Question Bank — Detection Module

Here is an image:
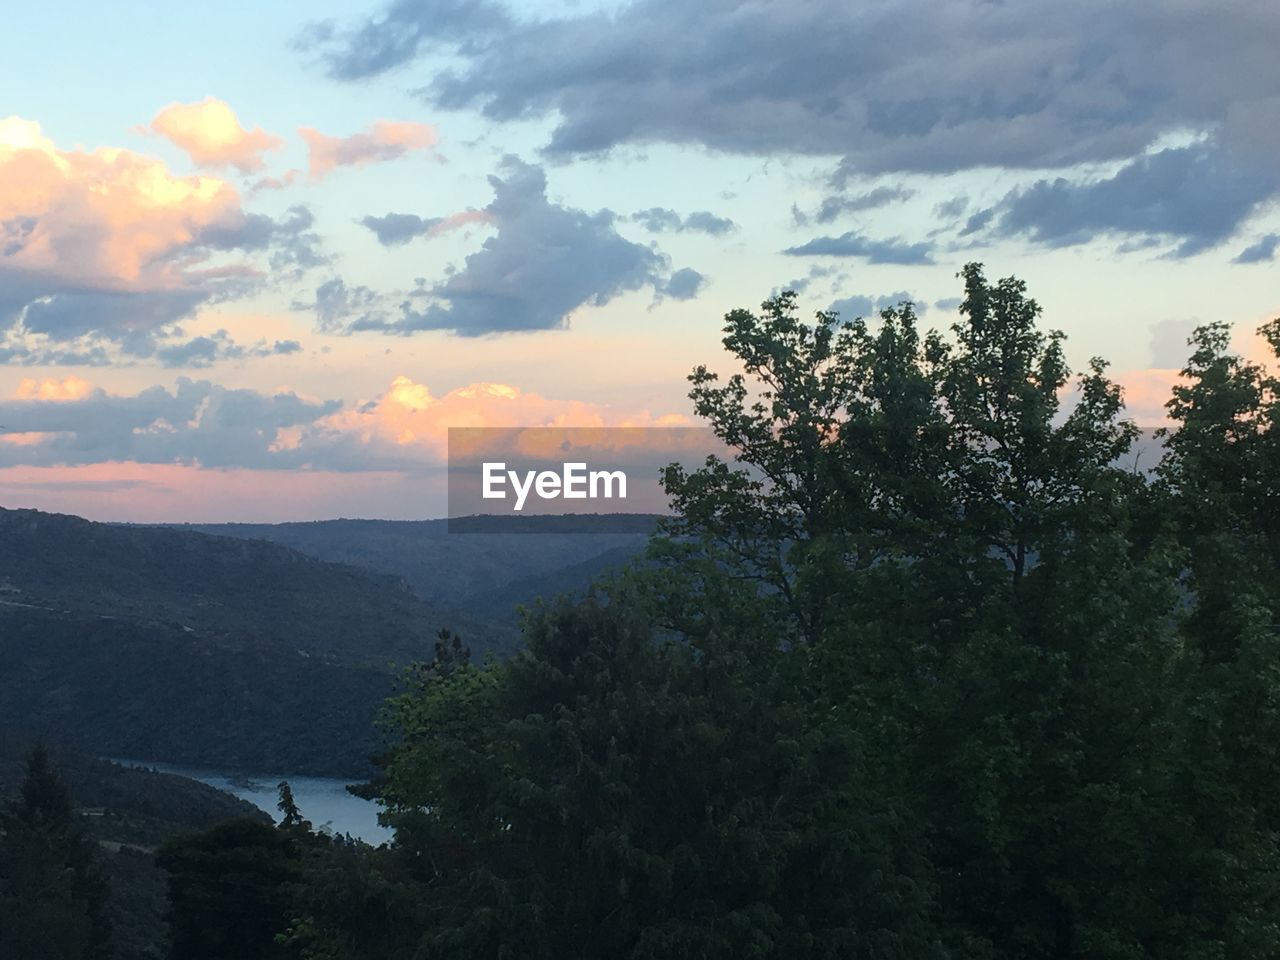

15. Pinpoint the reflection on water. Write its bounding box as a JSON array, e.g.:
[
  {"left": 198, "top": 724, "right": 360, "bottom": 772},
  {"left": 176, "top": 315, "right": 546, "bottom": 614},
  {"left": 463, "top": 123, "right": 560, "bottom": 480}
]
[{"left": 114, "top": 759, "right": 391, "bottom": 844}]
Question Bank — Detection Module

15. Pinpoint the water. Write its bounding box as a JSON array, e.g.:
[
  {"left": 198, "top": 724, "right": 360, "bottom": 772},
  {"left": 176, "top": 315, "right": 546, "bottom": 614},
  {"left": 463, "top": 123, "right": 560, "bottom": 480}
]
[{"left": 114, "top": 760, "right": 391, "bottom": 844}]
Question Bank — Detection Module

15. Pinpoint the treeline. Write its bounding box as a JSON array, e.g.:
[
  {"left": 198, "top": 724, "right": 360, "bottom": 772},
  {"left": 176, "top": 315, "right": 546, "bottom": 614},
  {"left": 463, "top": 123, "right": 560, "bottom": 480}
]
[{"left": 17, "top": 263, "right": 1280, "bottom": 958}]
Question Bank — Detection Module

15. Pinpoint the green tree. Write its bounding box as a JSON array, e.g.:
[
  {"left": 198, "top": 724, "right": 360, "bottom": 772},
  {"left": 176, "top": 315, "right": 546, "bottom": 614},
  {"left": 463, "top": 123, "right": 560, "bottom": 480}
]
[
  {"left": 0, "top": 745, "right": 112, "bottom": 960},
  {"left": 366, "top": 598, "right": 942, "bottom": 959},
  {"left": 156, "top": 818, "right": 301, "bottom": 960}
]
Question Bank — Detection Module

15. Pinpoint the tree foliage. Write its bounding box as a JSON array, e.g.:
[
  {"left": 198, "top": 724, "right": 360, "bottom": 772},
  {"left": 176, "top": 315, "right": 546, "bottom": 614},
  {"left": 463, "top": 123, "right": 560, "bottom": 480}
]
[
  {"left": 0, "top": 745, "right": 112, "bottom": 960},
  {"left": 156, "top": 263, "right": 1280, "bottom": 959}
]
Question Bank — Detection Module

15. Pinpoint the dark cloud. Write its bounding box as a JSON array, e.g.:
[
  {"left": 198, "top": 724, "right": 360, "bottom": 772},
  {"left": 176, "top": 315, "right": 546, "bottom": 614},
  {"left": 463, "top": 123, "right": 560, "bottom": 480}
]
[
  {"left": 345, "top": 157, "right": 670, "bottom": 336},
  {"left": 933, "top": 296, "right": 963, "bottom": 312},
  {"left": 829, "top": 295, "right": 873, "bottom": 318},
  {"left": 295, "top": 278, "right": 387, "bottom": 333},
  {"left": 1233, "top": 233, "right": 1279, "bottom": 264},
  {"left": 662, "top": 267, "right": 706, "bottom": 300},
  {"left": 783, "top": 231, "right": 935, "bottom": 265},
  {"left": 631, "top": 208, "right": 736, "bottom": 236},
  {"left": 19, "top": 290, "right": 209, "bottom": 343},
  {"left": 299, "top": 0, "right": 512, "bottom": 81},
  {"left": 305, "top": 1, "right": 1280, "bottom": 254},
  {"left": 360, "top": 212, "right": 441, "bottom": 245},
  {"left": 958, "top": 208, "right": 995, "bottom": 237},
  {"left": 153, "top": 332, "right": 307, "bottom": 369},
  {"left": 305, "top": 1, "right": 1280, "bottom": 178},
  {"left": 984, "top": 144, "right": 1278, "bottom": 257},
  {"left": 0, "top": 379, "right": 339, "bottom": 470},
  {"left": 0, "top": 318, "right": 305, "bottom": 369},
  {"left": 933, "top": 196, "right": 969, "bottom": 220},
  {"left": 829, "top": 291, "right": 924, "bottom": 319},
  {"left": 196, "top": 205, "right": 329, "bottom": 279},
  {"left": 794, "top": 186, "right": 915, "bottom": 226}
]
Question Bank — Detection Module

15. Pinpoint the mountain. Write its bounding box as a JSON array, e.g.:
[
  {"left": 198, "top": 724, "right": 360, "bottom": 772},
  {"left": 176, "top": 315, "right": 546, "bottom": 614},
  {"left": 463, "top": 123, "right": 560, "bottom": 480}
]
[
  {"left": 174, "top": 515, "right": 657, "bottom": 618},
  {"left": 0, "top": 507, "right": 519, "bottom": 776}
]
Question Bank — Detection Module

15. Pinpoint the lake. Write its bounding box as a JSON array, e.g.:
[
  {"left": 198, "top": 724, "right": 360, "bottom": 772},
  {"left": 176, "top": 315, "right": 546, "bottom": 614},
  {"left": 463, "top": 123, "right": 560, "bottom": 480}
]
[{"left": 114, "top": 759, "right": 392, "bottom": 844}]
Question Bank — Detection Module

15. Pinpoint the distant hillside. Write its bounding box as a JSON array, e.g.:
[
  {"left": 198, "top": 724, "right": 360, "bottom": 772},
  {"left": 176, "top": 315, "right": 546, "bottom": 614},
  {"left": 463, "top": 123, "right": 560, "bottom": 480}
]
[
  {"left": 0, "top": 507, "right": 523, "bottom": 777},
  {"left": 1, "top": 507, "right": 514, "bottom": 663},
  {"left": 466, "top": 541, "right": 654, "bottom": 617},
  {"left": 175, "top": 515, "right": 658, "bottom": 618}
]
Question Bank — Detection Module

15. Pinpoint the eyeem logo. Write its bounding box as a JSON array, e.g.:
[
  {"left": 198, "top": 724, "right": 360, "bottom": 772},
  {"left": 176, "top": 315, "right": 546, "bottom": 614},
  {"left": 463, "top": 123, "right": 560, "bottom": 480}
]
[{"left": 482, "top": 462, "right": 628, "bottom": 511}]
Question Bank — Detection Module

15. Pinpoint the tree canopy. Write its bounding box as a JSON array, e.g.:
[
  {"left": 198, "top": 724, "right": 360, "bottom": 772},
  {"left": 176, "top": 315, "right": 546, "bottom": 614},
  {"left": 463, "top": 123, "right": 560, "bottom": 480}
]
[{"left": 156, "top": 264, "right": 1280, "bottom": 959}]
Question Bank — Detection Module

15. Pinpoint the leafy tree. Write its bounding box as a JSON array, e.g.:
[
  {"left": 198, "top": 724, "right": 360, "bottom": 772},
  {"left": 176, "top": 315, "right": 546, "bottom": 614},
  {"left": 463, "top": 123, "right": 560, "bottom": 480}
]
[
  {"left": 364, "top": 598, "right": 942, "bottom": 959},
  {"left": 0, "top": 745, "right": 112, "bottom": 960},
  {"left": 222, "top": 264, "right": 1280, "bottom": 960},
  {"left": 156, "top": 818, "right": 301, "bottom": 960}
]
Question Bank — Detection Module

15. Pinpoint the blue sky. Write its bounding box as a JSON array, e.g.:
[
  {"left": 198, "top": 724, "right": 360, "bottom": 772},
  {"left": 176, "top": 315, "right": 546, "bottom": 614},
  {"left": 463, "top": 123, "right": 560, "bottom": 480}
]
[{"left": 0, "top": 0, "right": 1277, "bottom": 520}]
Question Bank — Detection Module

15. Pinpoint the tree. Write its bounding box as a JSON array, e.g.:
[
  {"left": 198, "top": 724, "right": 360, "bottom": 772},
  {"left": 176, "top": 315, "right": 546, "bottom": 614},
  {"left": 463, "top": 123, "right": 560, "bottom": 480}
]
[
  {"left": 157, "top": 818, "right": 301, "bottom": 960},
  {"left": 0, "top": 745, "right": 112, "bottom": 960},
  {"left": 365, "top": 597, "right": 942, "bottom": 959}
]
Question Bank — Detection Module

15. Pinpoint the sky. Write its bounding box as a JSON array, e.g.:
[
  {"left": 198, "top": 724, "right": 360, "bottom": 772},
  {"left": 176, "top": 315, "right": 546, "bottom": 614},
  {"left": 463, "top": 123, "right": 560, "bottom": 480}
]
[{"left": 0, "top": 0, "right": 1277, "bottom": 521}]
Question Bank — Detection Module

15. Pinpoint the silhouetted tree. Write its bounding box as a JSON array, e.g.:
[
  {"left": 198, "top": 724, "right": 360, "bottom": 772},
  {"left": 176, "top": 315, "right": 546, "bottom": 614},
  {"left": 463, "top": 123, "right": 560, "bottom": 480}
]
[{"left": 0, "top": 745, "right": 112, "bottom": 960}]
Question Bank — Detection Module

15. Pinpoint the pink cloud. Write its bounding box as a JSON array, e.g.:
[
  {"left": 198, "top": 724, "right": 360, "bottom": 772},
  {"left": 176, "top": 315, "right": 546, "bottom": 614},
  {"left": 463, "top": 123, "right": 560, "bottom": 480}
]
[
  {"left": 299, "top": 120, "right": 438, "bottom": 181},
  {"left": 0, "top": 116, "right": 241, "bottom": 291},
  {"left": 150, "top": 97, "right": 282, "bottom": 173},
  {"left": 12, "top": 375, "right": 95, "bottom": 401},
  {"left": 426, "top": 209, "right": 495, "bottom": 237},
  {"left": 0, "top": 376, "right": 692, "bottom": 520},
  {"left": 1113, "top": 368, "right": 1181, "bottom": 427},
  {"left": 0, "top": 462, "right": 430, "bottom": 523},
  {"left": 316, "top": 375, "right": 690, "bottom": 462}
]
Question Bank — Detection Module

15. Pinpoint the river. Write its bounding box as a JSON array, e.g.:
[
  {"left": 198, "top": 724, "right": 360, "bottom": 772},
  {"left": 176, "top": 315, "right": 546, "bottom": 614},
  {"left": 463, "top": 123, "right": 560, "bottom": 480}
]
[{"left": 114, "top": 760, "right": 392, "bottom": 844}]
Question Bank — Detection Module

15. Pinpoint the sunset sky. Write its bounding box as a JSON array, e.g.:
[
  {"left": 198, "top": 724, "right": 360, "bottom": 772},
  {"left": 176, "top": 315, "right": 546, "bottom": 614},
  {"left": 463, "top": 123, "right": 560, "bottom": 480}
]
[{"left": 1, "top": 0, "right": 1277, "bottom": 521}]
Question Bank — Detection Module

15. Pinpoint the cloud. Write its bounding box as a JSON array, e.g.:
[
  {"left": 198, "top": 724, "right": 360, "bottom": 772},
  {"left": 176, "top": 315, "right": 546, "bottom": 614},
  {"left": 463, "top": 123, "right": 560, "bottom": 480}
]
[
  {"left": 305, "top": 1, "right": 1280, "bottom": 254},
  {"left": 793, "top": 186, "right": 914, "bottom": 226},
  {"left": 933, "top": 196, "right": 969, "bottom": 221},
  {"left": 662, "top": 267, "right": 705, "bottom": 300},
  {"left": 304, "top": 1, "right": 1280, "bottom": 176},
  {"left": 0, "top": 378, "right": 339, "bottom": 470},
  {"left": 294, "top": 277, "right": 386, "bottom": 333},
  {"left": 12, "top": 376, "right": 94, "bottom": 401},
  {"left": 152, "top": 331, "right": 305, "bottom": 369},
  {"left": 933, "top": 296, "right": 962, "bottom": 312},
  {"left": 0, "top": 117, "right": 238, "bottom": 291},
  {"left": 359, "top": 209, "right": 493, "bottom": 246},
  {"left": 958, "top": 208, "right": 995, "bottom": 237},
  {"left": 0, "top": 374, "right": 687, "bottom": 474},
  {"left": 0, "top": 117, "right": 318, "bottom": 363},
  {"left": 299, "top": 0, "right": 513, "bottom": 81},
  {"left": 314, "top": 375, "right": 690, "bottom": 466},
  {"left": 300, "top": 120, "right": 438, "bottom": 180},
  {"left": 985, "top": 143, "right": 1279, "bottom": 256},
  {"left": 196, "top": 204, "right": 331, "bottom": 280},
  {"left": 828, "top": 291, "right": 924, "bottom": 319},
  {"left": 783, "top": 231, "right": 935, "bottom": 265},
  {"left": 1233, "top": 233, "right": 1279, "bottom": 264},
  {"left": 630, "top": 208, "right": 735, "bottom": 236},
  {"left": 150, "top": 97, "right": 282, "bottom": 173},
  {"left": 338, "top": 157, "right": 671, "bottom": 336}
]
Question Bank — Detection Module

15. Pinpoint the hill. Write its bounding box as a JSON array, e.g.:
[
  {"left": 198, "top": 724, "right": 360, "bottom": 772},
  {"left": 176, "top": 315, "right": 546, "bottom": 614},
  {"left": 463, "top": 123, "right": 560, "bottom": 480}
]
[
  {"left": 0, "top": 507, "right": 520, "bottom": 776},
  {"left": 175, "top": 515, "right": 657, "bottom": 618}
]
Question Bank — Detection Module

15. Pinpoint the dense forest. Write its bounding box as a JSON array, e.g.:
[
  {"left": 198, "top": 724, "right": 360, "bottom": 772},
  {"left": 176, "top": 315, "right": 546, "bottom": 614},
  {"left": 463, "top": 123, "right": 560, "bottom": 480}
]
[{"left": 4, "top": 263, "right": 1280, "bottom": 957}]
